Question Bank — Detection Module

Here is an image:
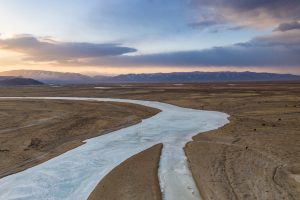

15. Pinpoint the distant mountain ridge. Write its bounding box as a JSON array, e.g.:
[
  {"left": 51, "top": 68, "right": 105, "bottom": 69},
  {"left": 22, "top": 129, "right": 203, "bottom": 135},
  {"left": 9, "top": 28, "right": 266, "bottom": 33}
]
[
  {"left": 0, "top": 70, "right": 299, "bottom": 84},
  {"left": 0, "top": 77, "right": 44, "bottom": 86},
  {"left": 0, "top": 76, "right": 16, "bottom": 81},
  {"left": 0, "top": 70, "right": 101, "bottom": 84},
  {"left": 106, "top": 71, "right": 300, "bottom": 83}
]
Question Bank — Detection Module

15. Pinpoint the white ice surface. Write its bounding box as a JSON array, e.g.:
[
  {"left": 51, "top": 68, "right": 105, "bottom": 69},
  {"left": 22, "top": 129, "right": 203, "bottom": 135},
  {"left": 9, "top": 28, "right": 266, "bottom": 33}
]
[
  {"left": 93, "top": 87, "right": 112, "bottom": 89},
  {"left": 0, "top": 97, "right": 229, "bottom": 200}
]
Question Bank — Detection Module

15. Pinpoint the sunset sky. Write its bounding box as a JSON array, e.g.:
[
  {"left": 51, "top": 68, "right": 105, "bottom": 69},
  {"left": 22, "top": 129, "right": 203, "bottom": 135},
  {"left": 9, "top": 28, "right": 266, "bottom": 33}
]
[{"left": 0, "top": 0, "right": 299, "bottom": 75}]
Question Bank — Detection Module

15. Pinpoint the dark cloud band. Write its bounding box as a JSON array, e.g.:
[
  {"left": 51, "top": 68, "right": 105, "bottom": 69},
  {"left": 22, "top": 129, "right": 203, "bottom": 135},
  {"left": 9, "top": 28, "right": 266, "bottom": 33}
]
[
  {"left": 84, "top": 30, "right": 300, "bottom": 68},
  {"left": 274, "top": 21, "right": 300, "bottom": 32},
  {"left": 0, "top": 36, "right": 137, "bottom": 61},
  {"left": 190, "top": 0, "right": 300, "bottom": 28}
]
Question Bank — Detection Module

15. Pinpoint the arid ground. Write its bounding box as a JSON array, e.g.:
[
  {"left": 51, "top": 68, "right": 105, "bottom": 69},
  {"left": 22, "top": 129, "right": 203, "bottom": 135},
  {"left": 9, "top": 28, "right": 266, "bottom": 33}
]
[
  {"left": 0, "top": 99, "right": 159, "bottom": 178},
  {"left": 0, "top": 82, "right": 299, "bottom": 200}
]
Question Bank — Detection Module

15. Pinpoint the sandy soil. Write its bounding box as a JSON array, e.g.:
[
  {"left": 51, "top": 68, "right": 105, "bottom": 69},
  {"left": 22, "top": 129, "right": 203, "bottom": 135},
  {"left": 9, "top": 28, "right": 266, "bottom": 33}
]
[
  {"left": 181, "top": 85, "right": 300, "bottom": 200},
  {"left": 0, "top": 82, "right": 299, "bottom": 199},
  {"left": 88, "top": 144, "right": 162, "bottom": 200},
  {"left": 0, "top": 100, "right": 159, "bottom": 178}
]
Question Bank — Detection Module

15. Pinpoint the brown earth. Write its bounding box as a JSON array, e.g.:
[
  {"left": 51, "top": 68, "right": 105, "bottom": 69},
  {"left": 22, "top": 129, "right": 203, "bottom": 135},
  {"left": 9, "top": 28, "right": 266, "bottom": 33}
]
[
  {"left": 0, "top": 82, "right": 299, "bottom": 199},
  {"left": 181, "top": 84, "right": 300, "bottom": 200},
  {"left": 0, "top": 99, "right": 159, "bottom": 178},
  {"left": 88, "top": 144, "right": 162, "bottom": 200}
]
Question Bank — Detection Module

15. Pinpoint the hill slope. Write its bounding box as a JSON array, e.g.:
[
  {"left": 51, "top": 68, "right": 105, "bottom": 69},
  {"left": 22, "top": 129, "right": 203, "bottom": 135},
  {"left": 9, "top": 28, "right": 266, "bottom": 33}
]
[
  {"left": 0, "top": 70, "right": 95, "bottom": 84},
  {"left": 0, "top": 78, "right": 44, "bottom": 86}
]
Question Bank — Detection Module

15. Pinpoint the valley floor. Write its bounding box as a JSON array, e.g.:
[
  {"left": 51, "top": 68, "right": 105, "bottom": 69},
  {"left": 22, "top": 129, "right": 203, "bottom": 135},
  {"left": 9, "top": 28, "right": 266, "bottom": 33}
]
[{"left": 0, "top": 82, "right": 299, "bottom": 199}]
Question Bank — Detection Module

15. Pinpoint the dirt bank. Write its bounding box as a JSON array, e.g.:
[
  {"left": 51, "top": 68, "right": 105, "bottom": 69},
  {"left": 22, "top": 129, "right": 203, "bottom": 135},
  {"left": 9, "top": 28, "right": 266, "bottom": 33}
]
[
  {"left": 180, "top": 84, "right": 300, "bottom": 200},
  {"left": 88, "top": 144, "right": 162, "bottom": 200},
  {"left": 0, "top": 99, "right": 159, "bottom": 178}
]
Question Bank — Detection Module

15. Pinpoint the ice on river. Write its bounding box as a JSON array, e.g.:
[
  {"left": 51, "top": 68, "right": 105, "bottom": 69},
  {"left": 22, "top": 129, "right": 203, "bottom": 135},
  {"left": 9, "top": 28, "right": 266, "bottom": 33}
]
[{"left": 0, "top": 97, "right": 229, "bottom": 200}]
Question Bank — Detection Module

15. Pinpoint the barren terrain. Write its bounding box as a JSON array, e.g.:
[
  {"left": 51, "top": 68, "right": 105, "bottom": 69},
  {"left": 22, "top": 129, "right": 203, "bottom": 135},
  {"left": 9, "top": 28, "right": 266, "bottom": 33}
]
[
  {"left": 0, "top": 99, "right": 159, "bottom": 178},
  {"left": 0, "top": 82, "right": 299, "bottom": 199},
  {"left": 88, "top": 144, "right": 162, "bottom": 200}
]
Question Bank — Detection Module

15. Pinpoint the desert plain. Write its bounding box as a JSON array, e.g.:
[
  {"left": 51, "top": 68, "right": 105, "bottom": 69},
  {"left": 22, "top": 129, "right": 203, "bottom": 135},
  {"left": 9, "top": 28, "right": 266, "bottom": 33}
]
[{"left": 0, "top": 82, "right": 299, "bottom": 200}]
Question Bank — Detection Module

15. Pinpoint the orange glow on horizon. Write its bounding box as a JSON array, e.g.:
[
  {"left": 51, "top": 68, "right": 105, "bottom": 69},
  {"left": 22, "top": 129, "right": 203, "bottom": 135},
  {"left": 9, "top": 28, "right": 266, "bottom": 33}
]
[{"left": 0, "top": 64, "right": 299, "bottom": 76}]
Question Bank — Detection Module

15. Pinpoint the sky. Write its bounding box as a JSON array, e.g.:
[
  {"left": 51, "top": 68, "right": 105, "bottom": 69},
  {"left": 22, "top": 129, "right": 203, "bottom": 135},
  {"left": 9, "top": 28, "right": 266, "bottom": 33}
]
[{"left": 0, "top": 0, "right": 299, "bottom": 75}]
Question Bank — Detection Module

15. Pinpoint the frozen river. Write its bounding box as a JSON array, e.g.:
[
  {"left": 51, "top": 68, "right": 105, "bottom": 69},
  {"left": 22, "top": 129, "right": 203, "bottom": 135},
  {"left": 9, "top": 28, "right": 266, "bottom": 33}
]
[{"left": 0, "top": 97, "right": 229, "bottom": 200}]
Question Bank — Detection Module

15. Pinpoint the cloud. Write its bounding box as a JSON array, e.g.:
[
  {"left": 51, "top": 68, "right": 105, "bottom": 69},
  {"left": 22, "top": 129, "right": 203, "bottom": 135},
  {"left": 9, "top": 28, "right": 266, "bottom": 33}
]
[
  {"left": 274, "top": 21, "right": 300, "bottom": 32},
  {"left": 82, "top": 29, "right": 300, "bottom": 68},
  {"left": 190, "top": 0, "right": 300, "bottom": 28},
  {"left": 88, "top": 0, "right": 300, "bottom": 35},
  {"left": 0, "top": 35, "right": 137, "bottom": 62},
  {"left": 188, "top": 19, "right": 244, "bottom": 33},
  {"left": 1, "top": 29, "right": 299, "bottom": 69},
  {"left": 188, "top": 20, "right": 222, "bottom": 29},
  {"left": 1, "top": 1, "right": 300, "bottom": 69}
]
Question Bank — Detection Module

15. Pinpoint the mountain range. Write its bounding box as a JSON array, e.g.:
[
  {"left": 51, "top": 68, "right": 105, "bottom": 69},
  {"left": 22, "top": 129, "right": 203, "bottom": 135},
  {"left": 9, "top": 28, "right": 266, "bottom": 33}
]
[
  {"left": 0, "top": 77, "right": 44, "bottom": 86},
  {"left": 0, "top": 70, "right": 299, "bottom": 84},
  {"left": 0, "top": 70, "right": 98, "bottom": 84},
  {"left": 105, "top": 71, "right": 300, "bottom": 83}
]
